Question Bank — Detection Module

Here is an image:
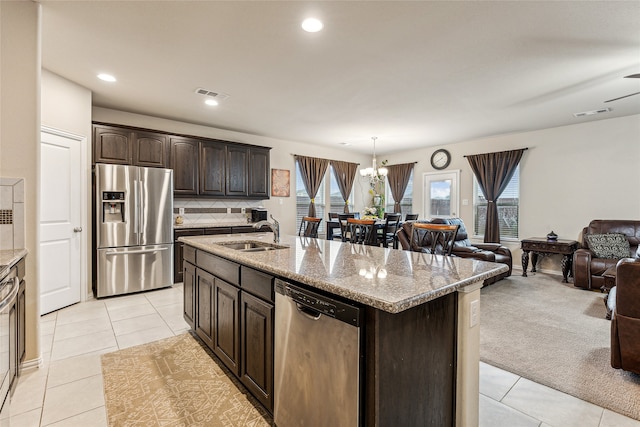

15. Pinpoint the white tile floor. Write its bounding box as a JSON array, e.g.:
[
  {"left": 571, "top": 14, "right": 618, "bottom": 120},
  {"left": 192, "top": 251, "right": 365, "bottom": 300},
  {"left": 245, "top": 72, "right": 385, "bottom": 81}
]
[{"left": 9, "top": 284, "right": 640, "bottom": 427}]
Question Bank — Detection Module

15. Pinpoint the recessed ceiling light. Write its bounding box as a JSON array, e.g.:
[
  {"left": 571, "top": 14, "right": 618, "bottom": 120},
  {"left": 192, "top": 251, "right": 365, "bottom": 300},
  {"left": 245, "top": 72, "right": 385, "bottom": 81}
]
[
  {"left": 301, "top": 18, "right": 323, "bottom": 33},
  {"left": 97, "top": 73, "right": 116, "bottom": 82},
  {"left": 205, "top": 99, "right": 219, "bottom": 107},
  {"left": 339, "top": 142, "right": 351, "bottom": 146}
]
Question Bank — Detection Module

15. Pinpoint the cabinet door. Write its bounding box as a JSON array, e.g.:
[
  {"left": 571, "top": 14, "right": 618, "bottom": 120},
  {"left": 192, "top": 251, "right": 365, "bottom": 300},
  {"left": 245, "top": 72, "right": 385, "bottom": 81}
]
[
  {"left": 226, "top": 145, "right": 249, "bottom": 197},
  {"left": 240, "top": 291, "right": 274, "bottom": 411},
  {"left": 93, "top": 125, "right": 132, "bottom": 164},
  {"left": 133, "top": 131, "right": 169, "bottom": 168},
  {"left": 171, "top": 137, "right": 200, "bottom": 195},
  {"left": 183, "top": 262, "right": 196, "bottom": 329},
  {"left": 195, "top": 268, "right": 215, "bottom": 350},
  {"left": 200, "top": 141, "right": 226, "bottom": 196},
  {"left": 214, "top": 278, "right": 240, "bottom": 375},
  {"left": 18, "top": 279, "right": 25, "bottom": 366},
  {"left": 248, "top": 147, "right": 270, "bottom": 198},
  {"left": 174, "top": 229, "right": 204, "bottom": 283}
]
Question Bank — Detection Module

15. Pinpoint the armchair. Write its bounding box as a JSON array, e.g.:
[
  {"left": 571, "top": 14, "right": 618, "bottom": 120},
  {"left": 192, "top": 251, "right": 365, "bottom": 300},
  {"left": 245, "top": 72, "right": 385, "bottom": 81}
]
[
  {"left": 573, "top": 220, "right": 640, "bottom": 290},
  {"left": 610, "top": 258, "right": 640, "bottom": 375}
]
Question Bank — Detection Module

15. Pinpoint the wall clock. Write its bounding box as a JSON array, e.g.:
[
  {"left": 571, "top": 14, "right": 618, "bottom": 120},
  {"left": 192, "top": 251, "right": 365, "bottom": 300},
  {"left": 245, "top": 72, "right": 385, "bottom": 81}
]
[{"left": 430, "top": 149, "right": 451, "bottom": 170}]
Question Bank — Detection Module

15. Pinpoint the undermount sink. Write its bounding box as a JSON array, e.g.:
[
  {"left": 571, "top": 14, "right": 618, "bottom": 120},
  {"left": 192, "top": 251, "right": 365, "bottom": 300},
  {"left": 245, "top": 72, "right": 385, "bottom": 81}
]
[{"left": 216, "top": 241, "right": 289, "bottom": 252}]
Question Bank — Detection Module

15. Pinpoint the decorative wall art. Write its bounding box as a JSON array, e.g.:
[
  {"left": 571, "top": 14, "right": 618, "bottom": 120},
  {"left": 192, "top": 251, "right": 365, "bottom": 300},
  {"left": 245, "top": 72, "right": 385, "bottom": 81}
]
[{"left": 271, "top": 169, "right": 290, "bottom": 197}]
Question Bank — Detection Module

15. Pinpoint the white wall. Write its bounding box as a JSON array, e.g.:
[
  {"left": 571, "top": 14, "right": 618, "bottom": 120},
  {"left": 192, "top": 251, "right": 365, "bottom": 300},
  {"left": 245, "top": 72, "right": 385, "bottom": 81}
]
[
  {"left": 384, "top": 114, "right": 640, "bottom": 271},
  {"left": 41, "top": 69, "right": 92, "bottom": 297},
  {"left": 0, "top": 0, "right": 41, "bottom": 363},
  {"left": 92, "top": 107, "right": 372, "bottom": 235}
]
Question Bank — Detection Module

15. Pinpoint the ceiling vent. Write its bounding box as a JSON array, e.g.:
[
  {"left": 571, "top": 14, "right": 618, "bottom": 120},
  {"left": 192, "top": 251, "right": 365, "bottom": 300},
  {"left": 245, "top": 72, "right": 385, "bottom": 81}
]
[
  {"left": 573, "top": 108, "right": 611, "bottom": 118},
  {"left": 195, "top": 88, "right": 230, "bottom": 101}
]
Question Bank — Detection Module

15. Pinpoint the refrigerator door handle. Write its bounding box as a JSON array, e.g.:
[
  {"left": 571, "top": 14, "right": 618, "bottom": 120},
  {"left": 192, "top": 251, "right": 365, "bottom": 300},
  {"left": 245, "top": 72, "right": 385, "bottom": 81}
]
[
  {"left": 133, "top": 179, "right": 139, "bottom": 234},
  {"left": 139, "top": 179, "right": 145, "bottom": 239},
  {"left": 105, "top": 247, "right": 169, "bottom": 256}
]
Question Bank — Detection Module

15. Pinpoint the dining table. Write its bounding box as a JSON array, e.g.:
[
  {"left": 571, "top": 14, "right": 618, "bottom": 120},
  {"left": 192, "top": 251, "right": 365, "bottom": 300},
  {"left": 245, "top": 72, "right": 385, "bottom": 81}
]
[{"left": 325, "top": 218, "right": 402, "bottom": 247}]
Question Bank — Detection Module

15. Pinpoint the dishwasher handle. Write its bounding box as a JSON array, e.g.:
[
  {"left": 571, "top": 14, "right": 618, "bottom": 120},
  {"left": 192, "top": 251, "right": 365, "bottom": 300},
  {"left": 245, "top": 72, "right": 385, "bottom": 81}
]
[{"left": 295, "top": 303, "right": 322, "bottom": 321}]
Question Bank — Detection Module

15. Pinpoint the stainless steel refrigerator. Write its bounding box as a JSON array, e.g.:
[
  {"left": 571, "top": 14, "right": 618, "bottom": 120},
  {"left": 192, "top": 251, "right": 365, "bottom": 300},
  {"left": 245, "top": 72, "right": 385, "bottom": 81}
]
[{"left": 94, "top": 163, "right": 173, "bottom": 298}]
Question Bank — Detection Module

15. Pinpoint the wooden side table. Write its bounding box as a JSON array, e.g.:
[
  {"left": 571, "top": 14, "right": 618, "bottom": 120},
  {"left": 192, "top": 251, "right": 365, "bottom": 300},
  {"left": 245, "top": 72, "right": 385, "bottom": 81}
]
[{"left": 521, "top": 238, "right": 579, "bottom": 283}]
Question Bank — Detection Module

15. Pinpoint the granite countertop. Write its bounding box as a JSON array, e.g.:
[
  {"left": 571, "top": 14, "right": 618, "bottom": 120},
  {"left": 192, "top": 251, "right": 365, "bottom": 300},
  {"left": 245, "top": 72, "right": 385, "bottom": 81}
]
[
  {"left": 179, "top": 233, "right": 508, "bottom": 314},
  {"left": 0, "top": 248, "right": 28, "bottom": 281},
  {"left": 174, "top": 222, "right": 256, "bottom": 229}
]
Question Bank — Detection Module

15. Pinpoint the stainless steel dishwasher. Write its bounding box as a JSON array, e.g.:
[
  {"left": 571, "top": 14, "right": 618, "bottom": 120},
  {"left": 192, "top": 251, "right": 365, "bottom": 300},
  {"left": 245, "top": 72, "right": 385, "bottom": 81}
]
[{"left": 274, "top": 279, "right": 362, "bottom": 426}]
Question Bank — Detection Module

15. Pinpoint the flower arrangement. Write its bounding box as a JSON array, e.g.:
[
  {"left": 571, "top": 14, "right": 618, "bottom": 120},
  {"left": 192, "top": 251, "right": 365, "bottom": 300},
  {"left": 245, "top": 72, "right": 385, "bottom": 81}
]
[{"left": 363, "top": 206, "right": 378, "bottom": 216}]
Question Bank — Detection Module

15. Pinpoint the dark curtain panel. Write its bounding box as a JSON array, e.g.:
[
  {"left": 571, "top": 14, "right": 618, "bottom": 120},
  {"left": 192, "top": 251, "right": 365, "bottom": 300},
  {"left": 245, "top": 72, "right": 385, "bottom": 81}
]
[
  {"left": 330, "top": 160, "right": 358, "bottom": 213},
  {"left": 467, "top": 149, "right": 525, "bottom": 243},
  {"left": 387, "top": 163, "right": 415, "bottom": 213},
  {"left": 295, "top": 155, "right": 329, "bottom": 217}
]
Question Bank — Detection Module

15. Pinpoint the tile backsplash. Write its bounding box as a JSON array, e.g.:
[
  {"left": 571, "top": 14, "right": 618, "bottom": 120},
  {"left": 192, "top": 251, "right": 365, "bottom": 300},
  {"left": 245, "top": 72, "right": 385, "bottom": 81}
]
[
  {"left": 173, "top": 199, "right": 266, "bottom": 225},
  {"left": 0, "top": 178, "right": 25, "bottom": 250}
]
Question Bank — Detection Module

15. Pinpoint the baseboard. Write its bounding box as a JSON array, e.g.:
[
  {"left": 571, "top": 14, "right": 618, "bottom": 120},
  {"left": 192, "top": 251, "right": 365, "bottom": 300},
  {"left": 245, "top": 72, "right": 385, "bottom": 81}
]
[{"left": 20, "top": 355, "right": 43, "bottom": 372}]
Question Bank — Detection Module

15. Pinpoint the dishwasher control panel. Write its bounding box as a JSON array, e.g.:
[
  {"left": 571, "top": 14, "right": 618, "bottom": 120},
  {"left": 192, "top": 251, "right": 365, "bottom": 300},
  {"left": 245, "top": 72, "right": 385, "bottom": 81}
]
[{"left": 276, "top": 279, "right": 361, "bottom": 327}]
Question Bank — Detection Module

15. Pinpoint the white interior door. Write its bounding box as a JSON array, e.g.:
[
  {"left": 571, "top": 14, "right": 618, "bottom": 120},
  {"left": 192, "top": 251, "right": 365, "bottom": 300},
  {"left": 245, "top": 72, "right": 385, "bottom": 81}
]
[
  {"left": 40, "top": 128, "right": 84, "bottom": 315},
  {"left": 423, "top": 170, "right": 460, "bottom": 219}
]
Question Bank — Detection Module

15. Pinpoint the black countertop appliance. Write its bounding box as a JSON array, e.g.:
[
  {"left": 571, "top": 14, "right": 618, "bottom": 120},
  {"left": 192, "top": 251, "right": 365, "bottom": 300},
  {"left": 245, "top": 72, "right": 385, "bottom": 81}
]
[{"left": 251, "top": 208, "right": 268, "bottom": 223}]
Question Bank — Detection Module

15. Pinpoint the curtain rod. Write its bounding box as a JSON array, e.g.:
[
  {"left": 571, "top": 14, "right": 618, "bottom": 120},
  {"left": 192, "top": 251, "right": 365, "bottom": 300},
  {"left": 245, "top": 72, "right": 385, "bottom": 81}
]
[
  {"left": 463, "top": 147, "right": 528, "bottom": 158},
  {"left": 291, "top": 153, "right": 360, "bottom": 166}
]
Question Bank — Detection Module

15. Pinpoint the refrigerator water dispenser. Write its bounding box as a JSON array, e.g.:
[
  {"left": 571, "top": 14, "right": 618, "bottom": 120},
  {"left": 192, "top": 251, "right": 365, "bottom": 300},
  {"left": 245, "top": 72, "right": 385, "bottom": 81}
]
[{"left": 102, "top": 191, "right": 125, "bottom": 223}]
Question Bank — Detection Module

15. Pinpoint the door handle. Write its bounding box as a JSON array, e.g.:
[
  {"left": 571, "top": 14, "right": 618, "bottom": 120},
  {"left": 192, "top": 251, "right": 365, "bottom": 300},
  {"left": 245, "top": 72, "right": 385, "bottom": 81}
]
[{"left": 73, "top": 227, "right": 83, "bottom": 232}]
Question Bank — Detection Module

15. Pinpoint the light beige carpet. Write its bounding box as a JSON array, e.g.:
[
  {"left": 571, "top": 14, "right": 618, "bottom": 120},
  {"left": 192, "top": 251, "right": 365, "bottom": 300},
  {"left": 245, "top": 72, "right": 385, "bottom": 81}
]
[
  {"left": 480, "top": 273, "right": 640, "bottom": 420},
  {"left": 101, "top": 332, "right": 272, "bottom": 427}
]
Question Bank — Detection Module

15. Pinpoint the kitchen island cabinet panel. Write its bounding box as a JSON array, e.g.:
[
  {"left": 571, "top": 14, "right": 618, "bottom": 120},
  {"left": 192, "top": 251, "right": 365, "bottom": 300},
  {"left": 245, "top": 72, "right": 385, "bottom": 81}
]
[
  {"left": 214, "top": 278, "right": 240, "bottom": 376},
  {"left": 183, "top": 261, "right": 196, "bottom": 329},
  {"left": 240, "top": 291, "right": 274, "bottom": 411},
  {"left": 195, "top": 268, "right": 215, "bottom": 350}
]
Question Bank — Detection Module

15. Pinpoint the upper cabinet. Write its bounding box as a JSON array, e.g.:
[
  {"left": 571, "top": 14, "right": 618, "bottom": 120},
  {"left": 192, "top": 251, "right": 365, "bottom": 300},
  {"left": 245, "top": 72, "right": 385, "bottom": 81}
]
[
  {"left": 93, "top": 125, "right": 133, "bottom": 164},
  {"left": 171, "top": 137, "right": 200, "bottom": 195},
  {"left": 93, "top": 125, "right": 169, "bottom": 168},
  {"left": 133, "top": 131, "right": 169, "bottom": 168},
  {"left": 94, "top": 122, "right": 271, "bottom": 200}
]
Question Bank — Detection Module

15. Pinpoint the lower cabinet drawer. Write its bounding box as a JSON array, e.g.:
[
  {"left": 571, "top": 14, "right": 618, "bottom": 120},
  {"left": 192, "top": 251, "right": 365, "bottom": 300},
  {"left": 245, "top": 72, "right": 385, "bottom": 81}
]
[{"left": 240, "top": 266, "right": 274, "bottom": 303}]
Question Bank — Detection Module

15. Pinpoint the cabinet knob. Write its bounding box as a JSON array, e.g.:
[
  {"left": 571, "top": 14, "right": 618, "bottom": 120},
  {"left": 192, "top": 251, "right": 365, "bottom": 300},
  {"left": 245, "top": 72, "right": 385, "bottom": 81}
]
[{"left": 73, "top": 227, "right": 83, "bottom": 233}]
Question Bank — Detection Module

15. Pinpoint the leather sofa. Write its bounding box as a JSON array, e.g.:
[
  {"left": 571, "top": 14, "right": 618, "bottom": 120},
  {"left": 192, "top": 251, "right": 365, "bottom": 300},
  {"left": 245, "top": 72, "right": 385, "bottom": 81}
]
[
  {"left": 573, "top": 220, "right": 640, "bottom": 290},
  {"left": 611, "top": 258, "right": 640, "bottom": 375},
  {"left": 397, "top": 218, "right": 512, "bottom": 285}
]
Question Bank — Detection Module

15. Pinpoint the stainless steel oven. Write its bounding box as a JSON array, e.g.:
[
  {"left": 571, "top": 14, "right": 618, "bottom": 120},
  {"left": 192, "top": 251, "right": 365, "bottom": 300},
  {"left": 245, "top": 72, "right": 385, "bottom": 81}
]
[{"left": 0, "top": 268, "right": 19, "bottom": 426}]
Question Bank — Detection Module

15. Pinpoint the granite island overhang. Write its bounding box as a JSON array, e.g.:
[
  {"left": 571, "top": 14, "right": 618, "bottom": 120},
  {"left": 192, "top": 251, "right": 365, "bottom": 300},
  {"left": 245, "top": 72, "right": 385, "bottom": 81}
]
[{"left": 179, "top": 233, "right": 508, "bottom": 427}]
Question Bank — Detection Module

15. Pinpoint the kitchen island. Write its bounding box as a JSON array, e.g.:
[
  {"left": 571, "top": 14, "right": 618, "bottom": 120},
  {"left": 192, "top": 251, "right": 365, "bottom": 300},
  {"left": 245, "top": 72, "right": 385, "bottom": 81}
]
[{"left": 180, "top": 233, "right": 508, "bottom": 427}]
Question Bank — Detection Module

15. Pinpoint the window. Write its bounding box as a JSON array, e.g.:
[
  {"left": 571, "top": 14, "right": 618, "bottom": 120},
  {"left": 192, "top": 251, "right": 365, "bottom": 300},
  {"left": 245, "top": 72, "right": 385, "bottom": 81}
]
[
  {"left": 473, "top": 165, "right": 519, "bottom": 239},
  {"left": 385, "top": 171, "right": 414, "bottom": 215},
  {"left": 296, "top": 164, "right": 352, "bottom": 236}
]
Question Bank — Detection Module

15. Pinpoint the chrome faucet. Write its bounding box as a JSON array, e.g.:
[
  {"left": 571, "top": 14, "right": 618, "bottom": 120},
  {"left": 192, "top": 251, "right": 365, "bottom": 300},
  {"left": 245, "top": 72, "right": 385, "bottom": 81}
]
[{"left": 253, "top": 215, "right": 280, "bottom": 243}]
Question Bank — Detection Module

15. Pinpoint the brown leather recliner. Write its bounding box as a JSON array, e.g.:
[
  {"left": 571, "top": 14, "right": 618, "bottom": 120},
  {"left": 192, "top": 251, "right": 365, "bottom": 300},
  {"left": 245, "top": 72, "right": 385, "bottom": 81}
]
[
  {"left": 573, "top": 220, "right": 640, "bottom": 290},
  {"left": 611, "top": 258, "right": 640, "bottom": 374},
  {"left": 396, "top": 218, "right": 512, "bottom": 285}
]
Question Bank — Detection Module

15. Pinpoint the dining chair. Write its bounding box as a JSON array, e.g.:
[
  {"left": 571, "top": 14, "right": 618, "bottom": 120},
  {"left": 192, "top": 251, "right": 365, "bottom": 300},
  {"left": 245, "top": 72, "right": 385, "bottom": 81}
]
[
  {"left": 405, "top": 213, "right": 419, "bottom": 221},
  {"left": 346, "top": 218, "right": 377, "bottom": 245},
  {"left": 327, "top": 212, "right": 341, "bottom": 240},
  {"left": 338, "top": 213, "right": 357, "bottom": 242},
  {"left": 409, "top": 222, "right": 459, "bottom": 255},
  {"left": 298, "top": 216, "right": 322, "bottom": 238},
  {"left": 379, "top": 213, "right": 402, "bottom": 248}
]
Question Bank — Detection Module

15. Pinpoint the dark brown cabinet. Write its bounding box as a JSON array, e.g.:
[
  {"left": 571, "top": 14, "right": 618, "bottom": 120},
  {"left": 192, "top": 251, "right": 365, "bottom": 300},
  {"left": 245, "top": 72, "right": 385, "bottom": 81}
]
[
  {"left": 174, "top": 229, "right": 205, "bottom": 283},
  {"left": 240, "top": 291, "right": 274, "bottom": 410},
  {"left": 170, "top": 137, "right": 200, "bottom": 195},
  {"left": 183, "top": 261, "right": 196, "bottom": 329},
  {"left": 200, "top": 141, "right": 226, "bottom": 196},
  {"left": 248, "top": 147, "right": 270, "bottom": 198},
  {"left": 184, "top": 247, "right": 275, "bottom": 412},
  {"left": 226, "top": 145, "right": 249, "bottom": 197},
  {"left": 133, "top": 131, "right": 169, "bottom": 168},
  {"left": 195, "top": 268, "right": 215, "bottom": 349},
  {"left": 213, "top": 278, "right": 241, "bottom": 375},
  {"left": 93, "top": 125, "right": 133, "bottom": 164}
]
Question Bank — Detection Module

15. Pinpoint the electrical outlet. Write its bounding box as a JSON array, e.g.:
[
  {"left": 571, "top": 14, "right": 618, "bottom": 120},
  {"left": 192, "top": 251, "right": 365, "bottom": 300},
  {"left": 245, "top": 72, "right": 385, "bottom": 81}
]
[
  {"left": 470, "top": 299, "right": 479, "bottom": 327},
  {"left": 179, "top": 207, "right": 185, "bottom": 215},
  {"left": 241, "top": 208, "right": 246, "bottom": 214},
  {"left": 462, "top": 199, "right": 469, "bottom": 206}
]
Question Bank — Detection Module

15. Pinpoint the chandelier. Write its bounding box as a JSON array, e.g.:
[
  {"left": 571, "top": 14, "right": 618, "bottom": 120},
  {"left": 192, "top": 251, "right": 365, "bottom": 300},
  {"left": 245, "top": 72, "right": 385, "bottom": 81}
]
[{"left": 359, "top": 137, "right": 388, "bottom": 182}]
